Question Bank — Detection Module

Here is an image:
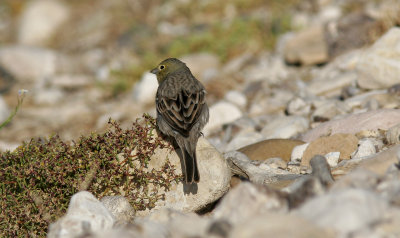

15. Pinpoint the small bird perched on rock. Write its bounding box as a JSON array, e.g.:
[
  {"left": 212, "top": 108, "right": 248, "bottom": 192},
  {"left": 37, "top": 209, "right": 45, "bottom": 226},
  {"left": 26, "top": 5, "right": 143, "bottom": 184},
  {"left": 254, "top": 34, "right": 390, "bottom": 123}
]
[{"left": 151, "top": 58, "right": 209, "bottom": 184}]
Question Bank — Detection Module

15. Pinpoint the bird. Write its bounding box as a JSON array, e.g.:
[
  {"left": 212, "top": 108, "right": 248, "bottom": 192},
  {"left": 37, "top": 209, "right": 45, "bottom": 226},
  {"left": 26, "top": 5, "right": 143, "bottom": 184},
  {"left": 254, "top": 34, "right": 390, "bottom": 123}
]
[{"left": 151, "top": 58, "right": 209, "bottom": 184}]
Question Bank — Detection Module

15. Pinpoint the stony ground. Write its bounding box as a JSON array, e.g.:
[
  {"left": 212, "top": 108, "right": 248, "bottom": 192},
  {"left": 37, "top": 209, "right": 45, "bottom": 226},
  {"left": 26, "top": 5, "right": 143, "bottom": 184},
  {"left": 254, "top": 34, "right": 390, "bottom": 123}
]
[{"left": 1, "top": 0, "right": 400, "bottom": 237}]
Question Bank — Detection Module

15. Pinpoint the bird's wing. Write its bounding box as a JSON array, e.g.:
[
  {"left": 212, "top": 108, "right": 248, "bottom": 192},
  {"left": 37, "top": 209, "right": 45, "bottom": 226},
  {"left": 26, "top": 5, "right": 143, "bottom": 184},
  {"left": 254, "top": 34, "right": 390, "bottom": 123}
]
[{"left": 156, "top": 76, "right": 206, "bottom": 137}]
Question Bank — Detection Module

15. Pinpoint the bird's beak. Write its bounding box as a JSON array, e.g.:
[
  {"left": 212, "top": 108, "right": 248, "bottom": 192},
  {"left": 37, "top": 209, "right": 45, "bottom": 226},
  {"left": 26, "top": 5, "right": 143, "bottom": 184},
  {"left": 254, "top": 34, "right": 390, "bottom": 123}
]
[{"left": 150, "top": 67, "right": 159, "bottom": 74}]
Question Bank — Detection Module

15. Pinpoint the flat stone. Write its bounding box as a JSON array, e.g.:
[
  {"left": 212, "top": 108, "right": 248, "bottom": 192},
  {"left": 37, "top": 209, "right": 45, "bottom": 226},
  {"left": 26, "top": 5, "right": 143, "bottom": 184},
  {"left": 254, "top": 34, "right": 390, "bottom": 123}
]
[
  {"left": 302, "top": 133, "right": 358, "bottom": 166},
  {"left": 301, "top": 109, "right": 400, "bottom": 142},
  {"left": 239, "top": 139, "right": 305, "bottom": 162}
]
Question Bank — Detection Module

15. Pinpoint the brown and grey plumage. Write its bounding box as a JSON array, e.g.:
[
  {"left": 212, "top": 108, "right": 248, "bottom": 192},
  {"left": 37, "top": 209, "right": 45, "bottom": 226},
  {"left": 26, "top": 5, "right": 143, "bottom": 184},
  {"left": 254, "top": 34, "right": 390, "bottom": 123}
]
[{"left": 151, "top": 58, "right": 209, "bottom": 184}]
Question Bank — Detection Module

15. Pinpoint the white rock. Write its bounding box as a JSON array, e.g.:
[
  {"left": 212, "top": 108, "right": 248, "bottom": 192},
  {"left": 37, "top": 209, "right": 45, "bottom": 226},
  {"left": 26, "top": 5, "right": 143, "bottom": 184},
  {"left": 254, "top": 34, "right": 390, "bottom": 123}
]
[
  {"left": 213, "top": 182, "right": 287, "bottom": 225},
  {"left": 325, "top": 151, "right": 340, "bottom": 167},
  {"left": 352, "top": 138, "right": 377, "bottom": 159},
  {"left": 0, "top": 46, "right": 57, "bottom": 81},
  {"left": 261, "top": 116, "right": 309, "bottom": 139},
  {"left": 386, "top": 123, "right": 400, "bottom": 145},
  {"left": 286, "top": 97, "right": 311, "bottom": 116},
  {"left": 132, "top": 72, "right": 158, "bottom": 105},
  {"left": 33, "top": 88, "right": 64, "bottom": 105},
  {"left": 101, "top": 196, "right": 135, "bottom": 224},
  {"left": 224, "top": 132, "right": 263, "bottom": 152},
  {"left": 291, "top": 143, "right": 309, "bottom": 163},
  {"left": 48, "top": 191, "right": 114, "bottom": 238},
  {"left": 356, "top": 27, "right": 400, "bottom": 89},
  {"left": 18, "top": 0, "right": 70, "bottom": 46},
  {"left": 0, "top": 96, "right": 9, "bottom": 123},
  {"left": 296, "top": 189, "right": 388, "bottom": 235},
  {"left": 135, "top": 137, "right": 231, "bottom": 215},
  {"left": 224, "top": 90, "right": 247, "bottom": 108},
  {"left": 203, "top": 101, "right": 242, "bottom": 135}
]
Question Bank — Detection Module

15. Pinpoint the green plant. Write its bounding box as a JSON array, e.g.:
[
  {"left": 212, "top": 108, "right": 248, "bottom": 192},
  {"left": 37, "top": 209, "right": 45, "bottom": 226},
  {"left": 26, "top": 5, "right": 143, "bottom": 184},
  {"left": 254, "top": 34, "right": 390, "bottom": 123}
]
[{"left": 0, "top": 114, "right": 179, "bottom": 237}]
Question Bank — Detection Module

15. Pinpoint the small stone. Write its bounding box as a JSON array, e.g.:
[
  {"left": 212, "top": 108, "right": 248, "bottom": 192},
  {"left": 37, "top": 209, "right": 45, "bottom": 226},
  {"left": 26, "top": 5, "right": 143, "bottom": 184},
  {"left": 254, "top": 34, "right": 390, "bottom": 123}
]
[
  {"left": 386, "top": 123, "right": 400, "bottom": 145},
  {"left": 352, "top": 138, "right": 377, "bottom": 159},
  {"left": 356, "top": 28, "right": 400, "bottom": 89},
  {"left": 18, "top": 0, "right": 70, "bottom": 46},
  {"left": 284, "top": 25, "right": 329, "bottom": 65},
  {"left": 212, "top": 182, "right": 287, "bottom": 225},
  {"left": 203, "top": 101, "right": 242, "bottom": 135},
  {"left": 301, "top": 109, "right": 400, "bottom": 142},
  {"left": 264, "top": 157, "right": 288, "bottom": 169},
  {"left": 131, "top": 72, "right": 158, "bottom": 105},
  {"left": 224, "top": 90, "right": 247, "bottom": 108},
  {"left": 296, "top": 189, "right": 388, "bottom": 235},
  {"left": 325, "top": 151, "right": 340, "bottom": 167},
  {"left": 310, "top": 155, "right": 334, "bottom": 185},
  {"left": 0, "top": 96, "right": 9, "bottom": 123},
  {"left": 239, "top": 139, "right": 305, "bottom": 162},
  {"left": 302, "top": 133, "right": 358, "bottom": 166},
  {"left": 261, "top": 116, "right": 309, "bottom": 139},
  {"left": 48, "top": 191, "right": 114, "bottom": 238},
  {"left": 286, "top": 97, "right": 311, "bottom": 116},
  {"left": 291, "top": 143, "right": 309, "bottom": 163},
  {"left": 101, "top": 196, "right": 135, "bottom": 225}
]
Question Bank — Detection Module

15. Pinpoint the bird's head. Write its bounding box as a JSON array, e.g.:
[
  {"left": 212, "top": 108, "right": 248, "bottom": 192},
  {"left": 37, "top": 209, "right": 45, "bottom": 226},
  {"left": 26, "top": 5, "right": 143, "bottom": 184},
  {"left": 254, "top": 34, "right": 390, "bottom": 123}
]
[{"left": 151, "top": 58, "right": 188, "bottom": 83}]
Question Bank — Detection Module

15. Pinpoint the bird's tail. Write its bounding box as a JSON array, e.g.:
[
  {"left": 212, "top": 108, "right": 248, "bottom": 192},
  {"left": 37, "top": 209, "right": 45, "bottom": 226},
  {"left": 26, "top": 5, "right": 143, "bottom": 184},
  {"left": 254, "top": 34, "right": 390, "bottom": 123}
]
[{"left": 182, "top": 138, "right": 200, "bottom": 184}]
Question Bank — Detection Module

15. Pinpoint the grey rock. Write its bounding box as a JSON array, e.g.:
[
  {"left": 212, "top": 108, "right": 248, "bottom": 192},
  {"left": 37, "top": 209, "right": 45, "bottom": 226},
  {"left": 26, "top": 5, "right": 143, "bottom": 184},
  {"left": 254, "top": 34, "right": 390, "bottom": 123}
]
[
  {"left": 352, "top": 138, "right": 377, "bottom": 159},
  {"left": 101, "top": 196, "right": 135, "bottom": 225},
  {"left": 261, "top": 116, "right": 309, "bottom": 139},
  {"left": 0, "top": 46, "right": 58, "bottom": 81},
  {"left": 224, "top": 90, "right": 247, "bottom": 108},
  {"left": 357, "top": 27, "right": 400, "bottom": 89},
  {"left": 132, "top": 72, "right": 158, "bottom": 105},
  {"left": 296, "top": 188, "right": 388, "bottom": 235},
  {"left": 301, "top": 109, "right": 400, "bottom": 142},
  {"left": 203, "top": 101, "right": 242, "bottom": 135},
  {"left": 212, "top": 182, "right": 288, "bottom": 225},
  {"left": 135, "top": 137, "right": 230, "bottom": 215},
  {"left": 0, "top": 96, "right": 9, "bottom": 123},
  {"left": 310, "top": 155, "right": 334, "bottom": 186},
  {"left": 48, "top": 191, "right": 114, "bottom": 238},
  {"left": 386, "top": 123, "right": 400, "bottom": 145},
  {"left": 231, "top": 213, "right": 334, "bottom": 238},
  {"left": 18, "top": 0, "right": 70, "bottom": 46}
]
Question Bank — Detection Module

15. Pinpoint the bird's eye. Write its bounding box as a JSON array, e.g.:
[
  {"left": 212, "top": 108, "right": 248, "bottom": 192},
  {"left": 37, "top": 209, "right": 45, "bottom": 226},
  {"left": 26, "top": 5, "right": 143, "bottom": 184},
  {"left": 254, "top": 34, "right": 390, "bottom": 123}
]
[{"left": 159, "top": 65, "right": 165, "bottom": 70}]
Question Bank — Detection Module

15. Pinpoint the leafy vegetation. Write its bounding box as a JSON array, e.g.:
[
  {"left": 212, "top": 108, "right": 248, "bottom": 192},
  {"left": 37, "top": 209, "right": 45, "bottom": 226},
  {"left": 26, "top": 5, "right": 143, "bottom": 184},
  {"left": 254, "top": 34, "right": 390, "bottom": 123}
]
[{"left": 0, "top": 115, "right": 179, "bottom": 237}]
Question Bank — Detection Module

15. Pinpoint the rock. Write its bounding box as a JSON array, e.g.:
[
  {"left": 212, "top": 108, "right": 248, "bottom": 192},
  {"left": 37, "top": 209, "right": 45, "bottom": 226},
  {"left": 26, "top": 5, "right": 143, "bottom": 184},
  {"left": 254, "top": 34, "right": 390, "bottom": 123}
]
[
  {"left": 212, "top": 182, "right": 287, "bottom": 225},
  {"left": 136, "top": 208, "right": 209, "bottom": 238},
  {"left": 224, "top": 151, "right": 300, "bottom": 185},
  {"left": 203, "top": 101, "right": 242, "bottom": 135},
  {"left": 331, "top": 168, "right": 380, "bottom": 192},
  {"left": 48, "top": 191, "right": 114, "bottom": 238},
  {"left": 0, "top": 65, "right": 15, "bottom": 93},
  {"left": 290, "top": 143, "right": 309, "bottom": 163},
  {"left": 100, "top": 196, "right": 135, "bottom": 225},
  {"left": 356, "top": 27, "right": 400, "bottom": 89},
  {"left": 359, "top": 145, "right": 400, "bottom": 176},
  {"left": 222, "top": 52, "right": 253, "bottom": 74},
  {"left": 301, "top": 109, "right": 400, "bottom": 142},
  {"left": 224, "top": 131, "right": 263, "bottom": 152},
  {"left": 224, "top": 90, "right": 247, "bottom": 108},
  {"left": 33, "top": 88, "right": 64, "bottom": 105},
  {"left": 284, "top": 25, "right": 329, "bottom": 65},
  {"left": 239, "top": 139, "right": 305, "bottom": 162},
  {"left": 325, "top": 151, "right": 340, "bottom": 167},
  {"left": 325, "top": 12, "right": 379, "bottom": 58},
  {"left": 286, "top": 97, "right": 311, "bottom": 116},
  {"left": 386, "top": 123, "right": 400, "bottom": 145},
  {"left": 310, "top": 155, "right": 334, "bottom": 186},
  {"left": 180, "top": 53, "right": 220, "bottom": 80},
  {"left": 296, "top": 189, "right": 388, "bottom": 235},
  {"left": 0, "top": 96, "right": 9, "bottom": 123},
  {"left": 261, "top": 116, "right": 309, "bottom": 139},
  {"left": 0, "top": 46, "right": 57, "bottom": 81},
  {"left": 51, "top": 74, "right": 93, "bottom": 89},
  {"left": 302, "top": 133, "right": 358, "bottom": 166},
  {"left": 135, "top": 137, "right": 230, "bottom": 215},
  {"left": 231, "top": 213, "right": 334, "bottom": 238},
  {"left": 352, "top": 138, "right": 377, "bottom": 159},
  {"left": 131, "top": 72, "right": 158, "bottom": 105},
  {"left": 18, "top": 0, "right": 70, "bottom": 46},
  {"left": 264, "top": 157, "right": 288, "bottom": 170},
  {"left": 311, "top": 99, "right": 350, "bottom": 121}
]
